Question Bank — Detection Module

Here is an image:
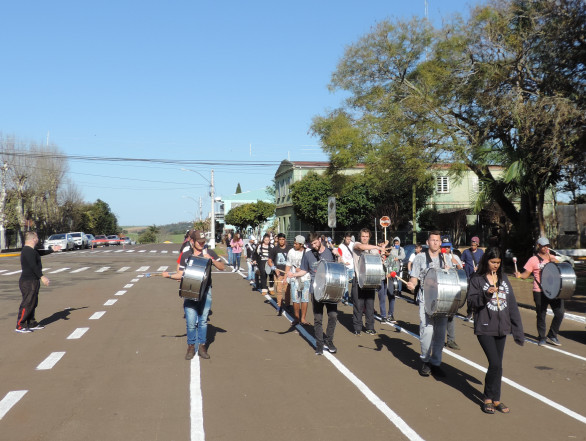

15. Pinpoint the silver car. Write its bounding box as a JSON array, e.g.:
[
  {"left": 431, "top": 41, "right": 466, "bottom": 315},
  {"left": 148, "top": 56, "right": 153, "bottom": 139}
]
[
  {"left": 69, "top": 232, "right": 89, "bottom": 249},
  {"left": 44, "top": 233, "right": 75, "bottom": 251}
]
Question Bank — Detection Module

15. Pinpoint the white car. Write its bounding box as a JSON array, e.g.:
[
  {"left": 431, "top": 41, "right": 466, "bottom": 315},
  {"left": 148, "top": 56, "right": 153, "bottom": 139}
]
[
  {"left": 44, "top": 233, "right": 75, "bottom": 251},
  {"left": 69, "top": 232, "right": 89, "bottom": 249}
]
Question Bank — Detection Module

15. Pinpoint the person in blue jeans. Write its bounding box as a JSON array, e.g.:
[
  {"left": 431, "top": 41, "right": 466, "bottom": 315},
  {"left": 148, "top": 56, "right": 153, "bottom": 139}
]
[{"left": 163, "top": 229, "right": 225, "bottom": 360}]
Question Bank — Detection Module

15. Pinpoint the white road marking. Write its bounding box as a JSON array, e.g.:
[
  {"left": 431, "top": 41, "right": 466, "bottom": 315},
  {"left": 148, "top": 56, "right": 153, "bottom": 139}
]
[
  {"left": 96, "top": 267, "right": 110, "bottom": 272},
  {"left": 104, "top": 299, "right": 118, "bottom": 306},
  {"left": 157, "top": 266, "right": 169, "bottom": 271},
  {"left": 115, "top": 249, "right": 124, "bottom": 253},
  {"left": 67, "top": 328, "right": 89, "bottom": 339},
  {"left": 71, "top": 267, "right": 90, "bottom": 273},
  {"left": 4, "top": 270, "right": 22, "bottom": 275},
  {"left": 264, "top": 295, "right": 424, "bottom": 441},
  {"left": 48, "top": 268, "right": 70, "bottom": 274},
  {"left": 378, "top": 316, "right": 586, "bottom": 425},
  {"left": 150, "top": 250, "right": 157, "bottom": 253},
  {"left": 0, "top": 269, "right": 7, "bottom": 273},
  {"left": 36, "top": 352, "right": 66, "bottom": 370},
  {"left": 102, "top": 250, "right": 112, "bottom": 253},
  {"left": 117, "top": 267, "right": 130, "bottom": 272},
  {"left": 89, "top": 311, "right": 106, "bottom": 320},
  {"left": 139, "top": 250, "right": 146, "bottom": 253},
  {"left": 0, "top": 390, "right": 27, "bottom": 421},
  {"left": 124, "top": 284, "right": 134, "bottom": 289},
  {"left": 136, "top": 266, "right": 150, "bottom": 272},
  {"left": 161, "top": 250, "right": 168, "bottom": 254},
  {"left": 137, "top": 274, "right": 144, "bottom": 278},
  {"left": 172, "top": 250, "right": 179, "bottom": 254},
  {"left": 115, "top": 290, "right": 127, "bottom": 296},
  {"left": 126, "top": 250, "right": 135, "bottom": 253},
  {"left": 190, "top": 357, "right": 205, "bottom": 441},
  {"left": 130, "top": 278, "right": 139, "bottom": 282}
]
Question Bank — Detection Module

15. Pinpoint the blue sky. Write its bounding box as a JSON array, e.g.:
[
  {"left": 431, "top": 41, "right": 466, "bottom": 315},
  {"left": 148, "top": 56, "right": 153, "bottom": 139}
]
[{"left": 0, "top": 0, "right": 475, "bottom": 226}]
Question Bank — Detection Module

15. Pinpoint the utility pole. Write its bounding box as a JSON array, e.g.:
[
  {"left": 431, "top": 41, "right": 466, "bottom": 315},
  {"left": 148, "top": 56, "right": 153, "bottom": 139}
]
[
  {"left": 0, "top": 162, "right": 7, "bottom": 250},
  {"left": 199, "top": 196, "right": 202, "bottom": 221},
  {"left": 210, "top": 169, "right": 216, "bottom": 248}
]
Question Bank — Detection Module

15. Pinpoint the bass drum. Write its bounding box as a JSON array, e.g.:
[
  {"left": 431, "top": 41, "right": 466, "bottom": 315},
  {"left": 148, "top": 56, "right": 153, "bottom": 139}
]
[
  {"left": 541, "top": 262, "right": 576, "bottom": 300},
  {"left": 357, "top": 253, "right": 385, "bottom": 289},
  {"left": 313, "top": 261, "right": 348, "bottom": 303},
  {"left": 179, "top": 256, "right": 212, "bottom": 300},
  {"left": 423, "top": 268, "right": 468, "bottom": 317}
]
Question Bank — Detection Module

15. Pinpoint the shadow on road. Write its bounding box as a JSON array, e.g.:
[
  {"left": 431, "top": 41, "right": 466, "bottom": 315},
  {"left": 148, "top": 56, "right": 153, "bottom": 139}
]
[{"left": 40, "top": 306, "right": 89, "bottom": 326}]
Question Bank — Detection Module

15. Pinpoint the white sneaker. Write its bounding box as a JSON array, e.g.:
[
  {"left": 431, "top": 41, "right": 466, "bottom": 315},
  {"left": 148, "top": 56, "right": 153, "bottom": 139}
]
[{"left": 15, "top": 328, "right": 33, "bottom": 333}]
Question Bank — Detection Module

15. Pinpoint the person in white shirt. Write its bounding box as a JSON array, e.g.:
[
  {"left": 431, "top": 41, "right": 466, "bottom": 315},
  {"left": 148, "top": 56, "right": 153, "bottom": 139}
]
[
  {"left": 285, "top": 235, "right": 311, "bottom": 325},
  {"left": 337, "top": 232, "right": 355, "bottom": 305}
]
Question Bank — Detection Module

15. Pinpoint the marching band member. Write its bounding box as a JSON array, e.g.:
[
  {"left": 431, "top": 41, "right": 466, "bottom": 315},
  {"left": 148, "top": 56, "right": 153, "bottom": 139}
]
[
  {"left": 468, "top": 247, "right": 524, "bottom": 414},
  {"left": 515, "top": 237, "right": 563, "bottom": 346},
  {"left": 163, "top": 230, "right": 225, "bottom": 360},
  {"left": 406, "top": 231, "right": 455, "bottom": 377}
]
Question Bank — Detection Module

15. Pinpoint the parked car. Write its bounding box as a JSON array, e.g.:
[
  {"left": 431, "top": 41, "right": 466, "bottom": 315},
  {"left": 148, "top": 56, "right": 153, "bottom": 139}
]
[
  {"left": 69, "top": 232, "right": 89, "bottom": 249},
  {"left": 107, "top": 235, "right": 121, "bottom": 246},
  {"left": 85, "top": 234, "right": 95, "bottom": 245},
  {"left": 92, "top": 235, "right": 110, "bottom": 247},
  {"left": 44, "top": 233, "right": 75, "bottom": 251},
  {"left": 122, "top": 237, "right": 133, "bottom": 245}
]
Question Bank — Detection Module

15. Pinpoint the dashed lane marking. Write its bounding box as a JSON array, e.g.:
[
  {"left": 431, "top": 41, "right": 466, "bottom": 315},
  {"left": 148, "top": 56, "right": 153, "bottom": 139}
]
[
  {"left": 96, "top": 267, "right": 110, "bottom": 273},
  {"left": 48, "top": 268, "right": 70, "bottom": 274},
  {"left": 36, "top": 352, "right": 66, "bottom": 370},
  {"left": 123, "top": 284, "right": 134, "bottom": 289},
  {"left": 130, "top": 278, "right": 139, "bottom": 282},
  {"left": 136, "top": 266, "right": 150, "bottom": 272},
  {"left": 117, "top": 267, "right": 131, "bottom": 272},
  {"left": 157, "top": 266, "right": 169, "bottom": 271},
  {"left": 71, "top": 267, "right": 90, "bottom": 273},
  {"left": 115, "top": 290, "right": 127, "bottom": 296},
  {"left": 89, "top": 311, "right": 106, "bottom": 320},
  {"left": 67, "top": 328, "right": 89, "bottom": 339},
  {"left": 104, "top": 299, "right": 118, "bottom": 306},
  {"left": 0, "top": 391, "right": 27, "bottom": 421}
]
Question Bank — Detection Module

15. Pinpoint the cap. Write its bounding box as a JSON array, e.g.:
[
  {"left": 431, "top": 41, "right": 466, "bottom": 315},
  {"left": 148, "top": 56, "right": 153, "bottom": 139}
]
[
  {"left": 249, "top": 234, "right": 256, "bottom": 241},
  {"left": 192, "top": 230, "right": 206, "bottom": 242},
  {"left": 294, "top": 235, "right": 306, "bottom": 245},
  {"left": 537, "top": 237, "right": 550, "bottom": 246},
  {"left": 471, "top": 236, "right": 480, "bottom": 244},
  {"left": 441, "top": 237, "right": 452, "bottom": 248}
]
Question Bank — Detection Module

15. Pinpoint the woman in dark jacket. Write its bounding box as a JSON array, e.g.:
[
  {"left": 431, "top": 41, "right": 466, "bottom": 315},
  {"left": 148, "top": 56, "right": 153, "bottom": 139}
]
[{"left": 468, "top": 247, "right": 524, "bottom": 414}]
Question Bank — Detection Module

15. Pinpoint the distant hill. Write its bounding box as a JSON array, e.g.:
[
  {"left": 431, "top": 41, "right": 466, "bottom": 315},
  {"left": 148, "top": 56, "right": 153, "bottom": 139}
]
[{"left": 121, "top": 222, "right": 192, "bottom": 235}]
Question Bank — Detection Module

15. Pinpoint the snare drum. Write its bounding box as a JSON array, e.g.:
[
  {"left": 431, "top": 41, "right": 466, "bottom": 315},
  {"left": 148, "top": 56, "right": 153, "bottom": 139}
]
[
  {"left": 313, "top": 261, "right": 348, "bottom": 303},
  {"left": 179, "top": 256, "right": 212, "bottom": 300},
  {"left": 423, "top": 268, "right": 468, "bottom": 316},
  {"left": 357, "top": 254, "right": 385, "bottom": 289},
  {"left": 541, "top": 262, "right": 576, "bottom": 300}
]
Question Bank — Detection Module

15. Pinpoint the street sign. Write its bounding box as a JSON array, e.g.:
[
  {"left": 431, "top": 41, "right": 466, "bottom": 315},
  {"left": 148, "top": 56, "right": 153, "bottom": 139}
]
[
  {"left": 328, "top": 197, "right": 336, "bottom": 229},
  {"left": 380, "top": 216, "right": 391, "bottom": 228}
]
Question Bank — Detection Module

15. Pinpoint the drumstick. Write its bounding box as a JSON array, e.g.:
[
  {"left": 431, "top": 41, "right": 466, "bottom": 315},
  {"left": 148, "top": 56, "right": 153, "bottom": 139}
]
[
  {"left": 389, "top": 271, "right": 408, "bottom": 284},
  {"left": 513, "top": 257, "right": 518, "bottom": 274},
  {"left": 145, "top": 272, "right": 176, "bottom": 278}
]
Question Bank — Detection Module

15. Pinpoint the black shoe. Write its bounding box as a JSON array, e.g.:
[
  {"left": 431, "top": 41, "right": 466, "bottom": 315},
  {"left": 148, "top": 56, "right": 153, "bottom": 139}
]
[
  {"left": 325, "top": 341, "right": 337, "bottom": 353},
  {"left": 315, "top": 343, "right": 324, "bottom": 355},
  {"left": 419, "top": 362, "right": 431, "bottom": 376},
  {"left": 277, "top": 305, "right": 283, "bottom": 316},
  {"left": 354, "top": 331, "right": 361, "bottom": 336},
  {"left": 430, "top": 364, "right": 446, "bottom": 377},
  {"left": 365, "top": 329, "right": 376, "bottom": 335},
  {"left": 29, "top": 321, "right": 45, "bottom": 330},
  {"left": 387, "top": 315, "right": 397, "bottom": 324}
]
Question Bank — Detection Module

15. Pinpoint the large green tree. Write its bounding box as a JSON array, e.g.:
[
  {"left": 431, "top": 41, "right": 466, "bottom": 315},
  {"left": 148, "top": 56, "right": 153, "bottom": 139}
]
[
  {"left": 87, "top": 199, "right": 119, "bottom": 235},
  {"left": 314, "top": 0, "right": 585, "bottom": 255},
  {"left": 224, "top": 200, "right": 276, "bottom": 232}
]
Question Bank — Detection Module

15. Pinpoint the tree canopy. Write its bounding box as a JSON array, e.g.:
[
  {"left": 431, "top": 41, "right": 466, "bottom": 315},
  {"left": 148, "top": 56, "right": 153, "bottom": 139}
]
[
  {"left": 312, "top": 0, "right": 585, "bottom": 253},
  {"left": 224, "top": 200, "right": 275, "bottom": 232}
]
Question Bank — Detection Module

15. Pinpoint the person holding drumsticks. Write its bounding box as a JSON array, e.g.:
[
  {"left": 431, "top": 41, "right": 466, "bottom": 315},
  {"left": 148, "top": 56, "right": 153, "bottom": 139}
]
[
  {"left": 162, "top": 230, "right": 225, "bottom": 360},
  {"left": 352, "top": 228, "right": 388, "bottom": 336},
  {"left": 268, "top": 233, "right": 292, "bottom": 316},
  {"left": 289, "top": 233, "right": 336, "bottom": 355},
  {"left": 406, "top": 230, "right": 454, "bottom": 377},
  {"left": 468, "top": 247, "right": 524, "bottom": 414},
  {"left": 515, "top": 237, "right": 563, "bottom": 346}
]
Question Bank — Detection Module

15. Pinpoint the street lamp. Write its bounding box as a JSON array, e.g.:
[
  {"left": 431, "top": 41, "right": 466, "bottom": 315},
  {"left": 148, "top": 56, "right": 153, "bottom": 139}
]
[{"left": 181, "top": 168, "right": 216, "bottom": 248}]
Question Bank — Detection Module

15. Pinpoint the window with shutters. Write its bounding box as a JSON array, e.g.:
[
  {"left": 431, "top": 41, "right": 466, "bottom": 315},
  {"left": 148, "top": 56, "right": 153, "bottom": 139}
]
[{"left": 436, "top": 176, "right": 449, "bottom": 193}]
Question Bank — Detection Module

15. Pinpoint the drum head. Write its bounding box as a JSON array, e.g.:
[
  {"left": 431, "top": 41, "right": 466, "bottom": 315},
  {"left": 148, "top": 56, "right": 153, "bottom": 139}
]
[
  {"left": 314, "top": 261, "right": 328, "bottom": 301},
  {"left": 541, "top": 262, "right": 561, "bottom": 300},
  {"left": 423, "top": 268, "right": 439, "bottom": 316}
]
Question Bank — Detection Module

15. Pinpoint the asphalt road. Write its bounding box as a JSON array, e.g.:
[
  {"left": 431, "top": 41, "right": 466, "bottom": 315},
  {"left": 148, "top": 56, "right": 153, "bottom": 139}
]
[{"left": 1, "top": 243, "right": 585, "bottom": 441}]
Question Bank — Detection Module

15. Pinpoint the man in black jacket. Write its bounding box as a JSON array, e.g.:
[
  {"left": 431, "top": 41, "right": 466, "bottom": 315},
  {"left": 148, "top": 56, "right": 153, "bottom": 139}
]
[{"left": 15, "top": 231, "right": 58, "bottom": 333}]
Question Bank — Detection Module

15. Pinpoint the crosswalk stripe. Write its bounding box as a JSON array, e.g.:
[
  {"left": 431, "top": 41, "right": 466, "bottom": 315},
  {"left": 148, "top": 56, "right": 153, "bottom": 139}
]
[
  {"left": 71, "top": 267, "right": 90, "bottom": 273},
  {"left": 117, "top": 267, "right": 130, "bottom": 272},
  {"left": 96, "top": 267, "right": 110, "bottom": 272},
  {"left": 48, "top": 268, "right": 70, "bottom": 274},
  {"left": 136, "top": 266, "right": 150, "bottom": 272}
]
